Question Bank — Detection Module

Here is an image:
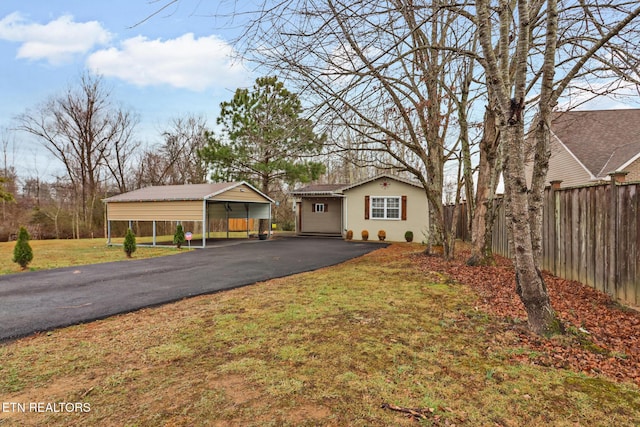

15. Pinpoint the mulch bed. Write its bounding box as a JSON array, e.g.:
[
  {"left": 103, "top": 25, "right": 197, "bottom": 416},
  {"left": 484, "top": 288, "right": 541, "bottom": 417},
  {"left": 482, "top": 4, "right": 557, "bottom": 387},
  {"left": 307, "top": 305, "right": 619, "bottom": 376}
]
[{"left": 412, "top": 246, "right": 640, "bottom": 386}]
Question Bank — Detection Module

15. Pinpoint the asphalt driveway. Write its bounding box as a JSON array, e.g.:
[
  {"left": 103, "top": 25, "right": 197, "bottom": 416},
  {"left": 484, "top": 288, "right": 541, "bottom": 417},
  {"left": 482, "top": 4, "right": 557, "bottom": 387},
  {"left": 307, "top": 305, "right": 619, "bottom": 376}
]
[{"left": 0, "top": 237, "right": 385, "bottom": 341}]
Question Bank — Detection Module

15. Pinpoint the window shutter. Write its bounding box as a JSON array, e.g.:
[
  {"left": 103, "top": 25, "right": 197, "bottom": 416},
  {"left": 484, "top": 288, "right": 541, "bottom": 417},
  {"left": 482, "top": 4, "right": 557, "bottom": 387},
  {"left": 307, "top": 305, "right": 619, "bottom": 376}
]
[
  {"left": 401, "top": 195, "right": 407, "bottom": 220},
  {"left": 312, "top": 203, "right": 316, "bottom": 212},
  {"left": 364, "top": 195, "right": 370, "bottom": 219},
  {"left": 324, "top": 203, "right": 328, "bottom": 213}
]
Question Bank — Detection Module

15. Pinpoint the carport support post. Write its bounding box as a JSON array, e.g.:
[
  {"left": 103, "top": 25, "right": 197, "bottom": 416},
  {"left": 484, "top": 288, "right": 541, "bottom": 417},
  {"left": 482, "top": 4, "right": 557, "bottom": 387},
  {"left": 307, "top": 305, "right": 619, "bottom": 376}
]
[
  {"left": 152, "top": 221, "right": 157, "bottom": 246},
  {"left": 107, "top": 220, "right": 111, "bottom": 245},
  {"left": 202, "top": 199, "right": 207, "bottom": 248},
  {"left": 226, "top": 202, "right": 230, "bottom": 240},
  {"left": 245, "top": 203, "right": 250, "bottom": 238},
  {"left": 268, "top": 203, "right": 272, "bottom": 238},
  {"left": 207, "top": 202, "right": 211, "bottom": 240}
]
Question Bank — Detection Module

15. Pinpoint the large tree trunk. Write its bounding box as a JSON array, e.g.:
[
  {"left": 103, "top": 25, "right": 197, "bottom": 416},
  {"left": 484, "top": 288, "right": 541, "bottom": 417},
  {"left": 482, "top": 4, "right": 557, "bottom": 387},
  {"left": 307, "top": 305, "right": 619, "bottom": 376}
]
[
  {"left": 475, "top": 0, "right": 561, "bottom": 335},
  {"left": 528, "top": 117, "right": 552, "bottom": 267},
  {"left": 468, "top": 105, "right": 501, "bottom": 266},
  {"left": 528, "top": 0, "right": 558, "bottom": 267},
  {"left": 426, "top": 199, "right": 453, "bottom": 258},
  {"left": 423, "top": 150, "right": 455, "bottom": 260},
  {"left": 503, "top": 122, "right": 559, "bottom": 335}
]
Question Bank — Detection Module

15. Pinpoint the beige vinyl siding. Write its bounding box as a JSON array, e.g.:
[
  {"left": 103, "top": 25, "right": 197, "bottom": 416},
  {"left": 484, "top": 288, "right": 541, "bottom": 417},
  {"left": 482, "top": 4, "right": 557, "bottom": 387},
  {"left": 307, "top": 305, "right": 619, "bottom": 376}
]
[
  {"left": 546, "top": 138, "right": 593, "bottom": 187},
  {"left": 108, "top": 201, "right": 203, "bottom": 221},
  {"left": 209, "top": 184, "right": 271, "bottom": 203},
  {"left": 624, "top": 157, "right": 640, "bottom": 182},
  {"left": 344, "top": 178, "right": 428, "bottom": 242},
  {"left": 526, "top": 136, "right": 593, "bottom": 188},
  {"left": 300, "top": 198, "right": 342, "bottom": 233}
]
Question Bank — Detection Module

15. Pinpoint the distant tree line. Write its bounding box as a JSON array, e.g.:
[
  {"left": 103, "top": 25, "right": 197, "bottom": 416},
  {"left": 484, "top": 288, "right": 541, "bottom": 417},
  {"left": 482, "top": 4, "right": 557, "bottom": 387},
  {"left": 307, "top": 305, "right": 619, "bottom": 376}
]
[{"left": 0, "top": 74, "right": 343, "bottom": 241}]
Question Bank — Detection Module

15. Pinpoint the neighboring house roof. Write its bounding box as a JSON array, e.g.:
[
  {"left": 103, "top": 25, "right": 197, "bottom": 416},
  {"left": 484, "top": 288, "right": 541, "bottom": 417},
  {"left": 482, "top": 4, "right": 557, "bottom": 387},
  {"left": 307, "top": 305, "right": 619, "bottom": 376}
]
[
  {"left": 292, "top": 174, "right": 423, "bottom": 196},
  {"left": 551, "top": 109, "right": 640, "bottom": 179},
  {"left": 103, "top": 182, "right": 274, "bottom": 203}
]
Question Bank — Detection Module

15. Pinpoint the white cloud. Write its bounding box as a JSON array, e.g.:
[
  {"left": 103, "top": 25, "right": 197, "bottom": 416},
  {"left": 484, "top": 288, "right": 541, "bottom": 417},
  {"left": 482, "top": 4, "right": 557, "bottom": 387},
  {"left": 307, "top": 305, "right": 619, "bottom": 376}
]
[
  {"left": 556, "top": 78, "right": 640, "bottom": 111},
  {"left": 0, "top": 12, "right": 112, "bottom": 65},
  {"left": 86, "top": 33, "right": 251, "bottom": 92}
]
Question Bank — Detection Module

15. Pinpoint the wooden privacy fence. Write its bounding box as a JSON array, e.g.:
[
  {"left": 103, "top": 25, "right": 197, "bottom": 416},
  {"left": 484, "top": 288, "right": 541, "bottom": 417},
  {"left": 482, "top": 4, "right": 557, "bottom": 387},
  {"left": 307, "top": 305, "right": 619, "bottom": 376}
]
[
  {"left": 227, "top": 218, "right": 256, "bottom": 232},
  {"left": 448, "top": 180, "right": 640, "bottom": 308}
]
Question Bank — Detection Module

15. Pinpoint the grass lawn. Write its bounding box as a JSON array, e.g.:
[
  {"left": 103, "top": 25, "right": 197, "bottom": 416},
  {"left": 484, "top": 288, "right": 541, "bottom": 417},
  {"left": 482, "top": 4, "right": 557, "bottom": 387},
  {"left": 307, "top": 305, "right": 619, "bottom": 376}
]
[
  {"left": 0, "top": 244, "right": 638, "bottom": 426},
  {"left": 0, "top": 238, "right": 186, "bottom": 275}
]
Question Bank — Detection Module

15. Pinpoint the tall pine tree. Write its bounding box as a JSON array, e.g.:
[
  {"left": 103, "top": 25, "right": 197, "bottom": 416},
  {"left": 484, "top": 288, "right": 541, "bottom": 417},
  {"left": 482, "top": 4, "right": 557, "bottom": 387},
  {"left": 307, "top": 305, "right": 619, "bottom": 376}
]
[{"left": 199, "top": 77, "right": 325, "bottom": 232}]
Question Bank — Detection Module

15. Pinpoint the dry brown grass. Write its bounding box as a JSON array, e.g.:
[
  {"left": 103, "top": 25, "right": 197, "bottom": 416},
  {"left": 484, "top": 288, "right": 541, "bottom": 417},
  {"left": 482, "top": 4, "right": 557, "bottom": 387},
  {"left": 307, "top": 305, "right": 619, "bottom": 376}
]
[{"left": 0, "top": 244, "right": 638, "bottom": 426}]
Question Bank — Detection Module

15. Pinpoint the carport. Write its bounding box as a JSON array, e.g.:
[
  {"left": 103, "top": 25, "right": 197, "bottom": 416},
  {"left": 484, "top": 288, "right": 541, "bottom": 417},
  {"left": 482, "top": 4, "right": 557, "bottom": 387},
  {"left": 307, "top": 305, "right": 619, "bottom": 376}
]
[{"left": 103, "top": 182, "right": 274, "bottom": 248}]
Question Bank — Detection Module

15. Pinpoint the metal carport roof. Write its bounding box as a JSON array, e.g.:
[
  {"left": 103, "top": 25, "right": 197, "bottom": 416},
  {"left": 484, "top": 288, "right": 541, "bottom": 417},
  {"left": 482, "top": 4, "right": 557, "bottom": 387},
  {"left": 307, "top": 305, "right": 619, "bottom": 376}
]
[{"left": 103, "top": 182, "right": 274, "bottom": 247}]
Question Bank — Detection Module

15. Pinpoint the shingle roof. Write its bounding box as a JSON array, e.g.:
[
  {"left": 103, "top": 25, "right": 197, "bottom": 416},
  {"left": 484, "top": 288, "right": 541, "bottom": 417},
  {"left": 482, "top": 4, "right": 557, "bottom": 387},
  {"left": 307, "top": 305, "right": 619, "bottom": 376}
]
[
  {"left": 292, "top": 174, "right": 423, "bottom": 195},
  {"left": 551, "top": 109, "right": 640, "bottom": 178},
  {"left": 104, "top": 182, "right": 254, "bottom": 202},
  {"left": 291, "top": 183, "right": 346, "bottom": 195}
]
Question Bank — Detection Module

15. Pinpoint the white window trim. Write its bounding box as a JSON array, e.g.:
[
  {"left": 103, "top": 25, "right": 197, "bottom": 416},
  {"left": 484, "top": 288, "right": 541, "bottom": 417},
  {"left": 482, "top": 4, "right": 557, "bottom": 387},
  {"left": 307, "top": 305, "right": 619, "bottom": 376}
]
[
  {"left": 370, "top": 196, "right": 401, "bottom": 220},
  {"left": 314, "top": 203, "right": 325, "bottom": 213}
]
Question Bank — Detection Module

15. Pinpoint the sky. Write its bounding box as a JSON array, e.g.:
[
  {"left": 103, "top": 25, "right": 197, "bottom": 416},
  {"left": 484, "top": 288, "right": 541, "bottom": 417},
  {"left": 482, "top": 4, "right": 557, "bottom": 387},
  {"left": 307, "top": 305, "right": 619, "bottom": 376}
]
[
  {"left": 0, "top": 0, "right": 254, "bottom": 179},
  {"left": 1, "top": 1, "right": 638, "bottom": 182}
]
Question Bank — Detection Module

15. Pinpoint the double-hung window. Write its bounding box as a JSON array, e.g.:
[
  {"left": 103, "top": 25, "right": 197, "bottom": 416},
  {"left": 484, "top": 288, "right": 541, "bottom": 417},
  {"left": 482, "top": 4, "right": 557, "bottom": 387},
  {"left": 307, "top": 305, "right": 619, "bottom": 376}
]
[{"left": 371, "top": 196, "right": 401, "bottom": 220}]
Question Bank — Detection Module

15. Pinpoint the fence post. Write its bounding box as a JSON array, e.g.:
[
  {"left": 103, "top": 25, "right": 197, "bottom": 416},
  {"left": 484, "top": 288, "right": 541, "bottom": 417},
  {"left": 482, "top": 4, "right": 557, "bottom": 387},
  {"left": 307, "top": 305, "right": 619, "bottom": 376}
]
[
  {"left": 550, "top": 181, "right": 562, "bottom": 275},
  {"left": 608, "top": 171, "right": 627, "bottom": 298}
]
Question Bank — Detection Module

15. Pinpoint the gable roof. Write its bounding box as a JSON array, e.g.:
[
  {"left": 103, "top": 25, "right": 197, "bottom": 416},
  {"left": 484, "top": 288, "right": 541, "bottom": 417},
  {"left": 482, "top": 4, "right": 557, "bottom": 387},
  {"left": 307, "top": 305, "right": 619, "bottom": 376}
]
[
  {"left": 551, "top": 109, "right": 640, "bottom": 179},
  {"left": 339, "top": 173, "right": 423, "bottom": 192},
  {"left": 292, "top": 174, "right": 423, "bottom": 196},
  {"left": 103, "top": 182, "right": 274, "bottom": 203}
]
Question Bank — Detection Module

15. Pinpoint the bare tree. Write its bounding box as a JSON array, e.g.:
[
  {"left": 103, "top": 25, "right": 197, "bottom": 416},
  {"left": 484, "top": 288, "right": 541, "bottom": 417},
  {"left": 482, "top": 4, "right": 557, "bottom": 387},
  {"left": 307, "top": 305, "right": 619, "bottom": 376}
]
[
  {"left": 135, "top": 114, "right": 209, "bottom": 187},
  {"left": 16, "top": 73, "right": 139, "bottom": 236},
  {"left": 0, "top": 129, "right": 16, "bottom": 204},
  {"left": 162, "top": 115, "right": 209, "bottom": 184},
  {"left": 104, "top": 110, "right": 141, "bottom": 193},
  {"left": 226, "top": 0, "right": 481, "bottom": 258},
  {"left": 476, "top": 0, "right": 640, "bottom": 334},
  {"left": 467, "top": 0, "right": 640, "bottom": 267},
  {"left": 299, "top": 123, "right": 400, "bottom": 191},
  {"left": 528, "top": 1, "right": 640, "bottom": 266},
  {"left": 142, "top": 1, "right": 483, "bottom": 258},
  {"left": 468, "top": 102, "right": 502, "bottom": 266}
]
